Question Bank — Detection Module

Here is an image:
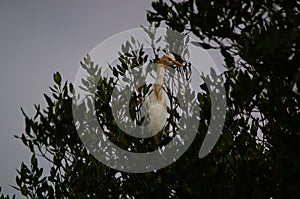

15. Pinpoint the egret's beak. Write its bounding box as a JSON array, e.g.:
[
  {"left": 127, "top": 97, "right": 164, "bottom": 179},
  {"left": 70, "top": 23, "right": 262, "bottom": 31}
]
[{"left": 171, "top": 60, "right": 183, "bottom": 67}]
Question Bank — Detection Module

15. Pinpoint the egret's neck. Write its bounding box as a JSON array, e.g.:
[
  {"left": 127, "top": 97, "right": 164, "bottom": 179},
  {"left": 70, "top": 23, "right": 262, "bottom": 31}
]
[
  {"left": 155, "top": 64, "right": 165, "bottom": 85},
  {"left": 153, "top": 64, "right": 165, "bottom": 101}
]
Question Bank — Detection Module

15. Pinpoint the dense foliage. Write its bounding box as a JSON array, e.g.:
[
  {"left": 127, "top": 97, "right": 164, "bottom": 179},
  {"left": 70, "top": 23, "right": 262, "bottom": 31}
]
[
  {"left": 148, "top": 0, "right": 300, "bottom": 197},
  {"left": 1, "top": 0, "right": 299, "bottom": 198}
]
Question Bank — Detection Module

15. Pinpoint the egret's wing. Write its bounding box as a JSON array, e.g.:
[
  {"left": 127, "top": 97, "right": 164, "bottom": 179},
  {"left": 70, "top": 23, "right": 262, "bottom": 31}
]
[{"left": 146, "top": 103, "right": 167, "bottom": 134}]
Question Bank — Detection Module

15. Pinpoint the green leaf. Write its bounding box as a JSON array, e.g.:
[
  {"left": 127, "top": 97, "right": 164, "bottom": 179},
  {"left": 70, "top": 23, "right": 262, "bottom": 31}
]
[
  {"left": 84, "top": 54, "right": 91, "bottom": 65},
  {"left": 69, "top": 83, "right": 74, "bottom": 94},
  {"left": 44, "top": 94, "right": 53, "bottom": 106},
  {"left": 131, "top": 36, "right": 136, "bottom": 45},
  {"left": 16, "top": 176, "right": 22, "bottom": 187},
  {"left": 113, "top": 67, "right": 119, "bottom": 77},
  {"left": 53, "top": 72, "right": 61, "bottom": 85},
  {"left": 21, "top": 186, "right": 28, "bottom": 196},
  {"left": 31, "top": 155, "right": 37, "bottom": 170},
  {"left": 155, "top": 36, "right": 162, "bottom": 43}
]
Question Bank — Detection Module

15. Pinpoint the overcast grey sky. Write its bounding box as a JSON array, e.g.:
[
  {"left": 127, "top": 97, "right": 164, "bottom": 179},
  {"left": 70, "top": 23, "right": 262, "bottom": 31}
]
[{"left": 0, "top": 0, "right": 151, "bottom": 196}]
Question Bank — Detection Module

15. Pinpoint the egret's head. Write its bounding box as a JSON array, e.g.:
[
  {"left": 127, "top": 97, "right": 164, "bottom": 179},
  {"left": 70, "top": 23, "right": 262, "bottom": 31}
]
[{"left": 158, "top": 53, "right": 183, "bottom": 67}]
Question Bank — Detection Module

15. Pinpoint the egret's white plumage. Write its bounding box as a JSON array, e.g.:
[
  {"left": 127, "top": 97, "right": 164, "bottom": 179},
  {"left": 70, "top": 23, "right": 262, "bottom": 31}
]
[{"left": 143, "top": 53, "right": 183, "bottom": 142}]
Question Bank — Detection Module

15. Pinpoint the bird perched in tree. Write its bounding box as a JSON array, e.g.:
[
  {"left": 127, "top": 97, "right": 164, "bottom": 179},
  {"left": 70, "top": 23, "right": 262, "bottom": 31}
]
[{"left": 143, "top": 53, "right": 183, "bottom": 143}]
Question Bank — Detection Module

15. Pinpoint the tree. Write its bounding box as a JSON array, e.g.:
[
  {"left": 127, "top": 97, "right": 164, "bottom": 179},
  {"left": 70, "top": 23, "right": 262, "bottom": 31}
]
[
  {"left": 147, "top": 0, "right": 300, "bottom": 198},
  {"left": 1, "top": 0, "right": 299, "bottom": 198}
]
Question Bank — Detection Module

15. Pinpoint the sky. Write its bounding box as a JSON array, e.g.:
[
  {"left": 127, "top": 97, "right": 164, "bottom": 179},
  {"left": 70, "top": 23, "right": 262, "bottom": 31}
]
[{"left": 0, "top": 0, "right": 152, "bottom": 196}]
